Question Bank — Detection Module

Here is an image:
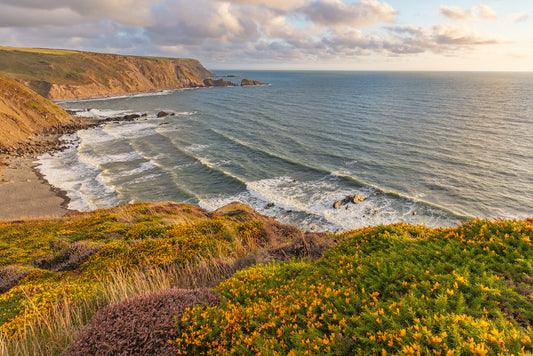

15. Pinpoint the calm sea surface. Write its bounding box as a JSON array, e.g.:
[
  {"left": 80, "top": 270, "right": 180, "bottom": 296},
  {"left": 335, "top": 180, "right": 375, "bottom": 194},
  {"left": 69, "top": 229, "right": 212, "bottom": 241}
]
[{"left": 39, "top": 71, "right": 533, "bottom": 231}]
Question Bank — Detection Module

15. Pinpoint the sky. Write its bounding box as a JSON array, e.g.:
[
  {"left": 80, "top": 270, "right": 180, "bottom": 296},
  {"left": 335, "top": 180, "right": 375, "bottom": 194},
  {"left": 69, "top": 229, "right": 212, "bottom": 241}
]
[{"left": 0, "top": 0, "right": 532, "bottom": 71}]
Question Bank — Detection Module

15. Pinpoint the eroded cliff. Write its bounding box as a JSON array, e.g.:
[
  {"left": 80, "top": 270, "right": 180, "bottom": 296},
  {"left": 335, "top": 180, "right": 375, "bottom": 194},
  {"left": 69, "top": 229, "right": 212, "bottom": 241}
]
[
  {"left": 0, "top": 74, "right": 78, "bottom": 149},
  {"left": 0, "top": 47, "right": 214, "bottom": 100}
]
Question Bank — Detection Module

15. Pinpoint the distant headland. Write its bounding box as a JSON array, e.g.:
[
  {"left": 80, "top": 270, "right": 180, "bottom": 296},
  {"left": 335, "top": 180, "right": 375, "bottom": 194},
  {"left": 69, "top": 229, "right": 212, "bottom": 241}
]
[{"left": 0, "top": 46, "right": 266, "bottom": 101}]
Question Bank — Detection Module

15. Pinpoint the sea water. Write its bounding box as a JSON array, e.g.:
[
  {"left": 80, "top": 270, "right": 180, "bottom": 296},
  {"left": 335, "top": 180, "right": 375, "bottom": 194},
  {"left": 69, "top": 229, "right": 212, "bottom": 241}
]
[{"left": 38, "top": 71, "right": 533, "bottom": 231}]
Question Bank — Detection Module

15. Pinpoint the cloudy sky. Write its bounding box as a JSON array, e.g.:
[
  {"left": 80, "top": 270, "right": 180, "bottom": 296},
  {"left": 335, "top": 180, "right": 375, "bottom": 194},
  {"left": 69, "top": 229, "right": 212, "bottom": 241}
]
[{"left": 0, "top": 0, "right": 532, "bottom": 71}]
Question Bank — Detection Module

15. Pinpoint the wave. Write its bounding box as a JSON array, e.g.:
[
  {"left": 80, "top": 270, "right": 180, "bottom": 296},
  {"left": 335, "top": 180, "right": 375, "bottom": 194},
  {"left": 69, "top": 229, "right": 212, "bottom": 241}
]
[
  {"left": 36, "top": 144, "right": 120, "bottom": 211},
  {"left": 206, "top": 128, "right": 332, "bottom": 176},
  {"left": 200, "top": 174, "right": 461, "bottom": 231}
]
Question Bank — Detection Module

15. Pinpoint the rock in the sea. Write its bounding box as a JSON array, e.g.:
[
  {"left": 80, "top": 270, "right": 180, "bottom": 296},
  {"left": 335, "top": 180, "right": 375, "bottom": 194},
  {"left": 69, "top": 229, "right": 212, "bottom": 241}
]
[
  {"left": 157, "top": 111, "right": 170, "bottom": 118},
  {"left": 333, "top": 194, "right": 367, "bottom": 209},
  {"left": 241, "top": 79, "right": 267, "bottom": 86},
  {"left": 203, "top": 78, "right": 238, "bottom": 87},
  {"left": 123, "top": 114, "right": 140, "bottom": 121}
]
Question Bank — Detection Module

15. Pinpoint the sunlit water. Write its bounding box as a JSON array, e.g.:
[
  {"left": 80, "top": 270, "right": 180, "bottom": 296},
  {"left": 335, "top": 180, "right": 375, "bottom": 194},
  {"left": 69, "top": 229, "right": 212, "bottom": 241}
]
[{"left": 38, "top": 71, "right": 533, "bottom": 231}]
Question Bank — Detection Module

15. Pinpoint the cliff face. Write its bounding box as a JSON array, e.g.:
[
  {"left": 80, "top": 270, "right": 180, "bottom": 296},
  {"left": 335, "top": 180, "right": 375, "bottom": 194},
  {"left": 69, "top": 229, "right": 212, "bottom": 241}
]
[
  {"left": 0, "top": 47, "right": 214, "bottom": 100},
  {"left": 0, "top": 74, "right": 76, "bottom": 149}
]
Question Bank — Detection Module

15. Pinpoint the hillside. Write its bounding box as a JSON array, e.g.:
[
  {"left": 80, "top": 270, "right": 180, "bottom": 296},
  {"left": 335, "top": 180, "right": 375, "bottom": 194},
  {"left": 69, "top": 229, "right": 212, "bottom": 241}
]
[
  {"left": 0, "top": 47, "right": 214, "bottom": 100},
  {"left": 0, "top": 202, "right": 531, "bottom": 355},
  {"left": 0, "top": 74, "right": 78, "bottom": 150}
]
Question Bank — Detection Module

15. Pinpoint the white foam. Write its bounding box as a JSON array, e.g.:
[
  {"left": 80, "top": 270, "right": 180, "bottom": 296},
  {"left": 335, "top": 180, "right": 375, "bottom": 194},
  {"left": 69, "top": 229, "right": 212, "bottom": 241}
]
[
  {"left": 78, "top": 150, "right": 144, "bottom": 167},
  {"left": 126, "top": 161, "right": 158, "bottom": 175},
  {"left": 103, "top": 122, "right": 158, "bottom": 139},
  {"left": 77, "top": 127, "right": 116, "bottom": 144},
  {"left": 128, "top": 173, "right": 163, "bottom": 185},
  {"left": 199, "top": 175, "right": 432, "bottom": 232},
  {"left": 36, "top": 144, "right": 120, "bottom": 211},
  {"left": 70, "top": 108, "right": 130, "bottom": 119},
  {"left": 184, "top": 144, "right": 210, "bottom": 153}
]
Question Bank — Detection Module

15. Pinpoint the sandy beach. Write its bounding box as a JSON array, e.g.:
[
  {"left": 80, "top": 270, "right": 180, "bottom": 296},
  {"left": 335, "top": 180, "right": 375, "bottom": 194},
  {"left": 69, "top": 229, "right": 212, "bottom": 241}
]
[{"left": 0, "top": 154, "right": 70, "bottom": 221}]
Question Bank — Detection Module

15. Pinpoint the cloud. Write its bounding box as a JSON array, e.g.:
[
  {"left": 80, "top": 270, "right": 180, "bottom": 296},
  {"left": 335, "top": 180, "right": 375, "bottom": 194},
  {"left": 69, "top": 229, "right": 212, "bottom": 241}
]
[
  {"left": 440, "top": 6, "right": 475, "bottom": 22},
  {"left": 215, "top": 0, "right": 308, "bottom": 11},
  {"left": 509, "top": 12, "right": 528, "bottom": 23},
  {"left": 440, "top": 5, "right": 498, "bottom": 22},
  {"left": 0, "top": 0, "right": 510, "bottom": 67},
  {"left": 148, "top": 0, "right": 260, "bottom": 46},
  {"left": 387, "top": 24, "right": 507, "bottom": 54},
  {"left": 0, "top": 4, "right": 83, "bottom": 27},
  {"left": 300, "top": 0, "right": 397, "bottom": 27},
  {"left": 0, "top": 0, "right": 158, "bottom": 26},
  {"left": 474, "top": 5, "right": 497, "bottom": 21}
]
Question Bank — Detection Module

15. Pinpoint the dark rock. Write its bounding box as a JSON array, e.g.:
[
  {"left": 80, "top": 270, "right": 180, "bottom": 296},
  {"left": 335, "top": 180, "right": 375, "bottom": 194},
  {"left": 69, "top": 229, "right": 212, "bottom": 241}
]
[
  {"left": 241, "top": 79, "right": 267, "bottom": 86},
  {"left": 266, "top": 203, "right": 275, "bottom": 208},
  {"left": 123, "top": 114, "right": 140, "bottom": 121},
  {"left": 333, "top": 194, "right": 367, "bottom": 209},
  {"left": 157, "top": 111, "right": 169, "bottom": 118},
  {"left": 203, "top": 78, "right": 238, "bottom": 87}
]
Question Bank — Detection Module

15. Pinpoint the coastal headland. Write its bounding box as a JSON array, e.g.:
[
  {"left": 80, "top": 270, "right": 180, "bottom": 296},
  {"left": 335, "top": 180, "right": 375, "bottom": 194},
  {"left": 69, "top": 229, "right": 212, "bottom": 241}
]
[{"left": 0, "top": 46, "right": 266, "bottom": 101}]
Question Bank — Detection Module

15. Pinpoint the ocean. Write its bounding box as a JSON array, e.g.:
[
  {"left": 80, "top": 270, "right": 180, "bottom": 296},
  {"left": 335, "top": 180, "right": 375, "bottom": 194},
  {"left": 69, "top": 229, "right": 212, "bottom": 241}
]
[{"left": 38, "top": 71, "right": 533, "bottom": 231}]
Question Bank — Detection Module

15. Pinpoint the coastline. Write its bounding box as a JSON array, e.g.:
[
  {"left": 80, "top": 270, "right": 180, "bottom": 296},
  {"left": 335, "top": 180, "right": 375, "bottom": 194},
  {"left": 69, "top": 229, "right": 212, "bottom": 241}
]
[
  {"left": 0, "top": 154, "right": 72, "bottom": 221},
  {"left": 0, "top": 113, "right": 139, "bottom": 221}
]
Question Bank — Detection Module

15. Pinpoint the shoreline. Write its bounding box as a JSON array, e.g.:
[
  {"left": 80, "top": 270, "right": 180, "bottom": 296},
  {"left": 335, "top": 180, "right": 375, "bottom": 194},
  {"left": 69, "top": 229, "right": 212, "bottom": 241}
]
[
  {"left": 0, "top": 153, "right": 72, "bottom": 221},
  {"left": 0, "top": 113, "right": 139, "bottom": 222}
]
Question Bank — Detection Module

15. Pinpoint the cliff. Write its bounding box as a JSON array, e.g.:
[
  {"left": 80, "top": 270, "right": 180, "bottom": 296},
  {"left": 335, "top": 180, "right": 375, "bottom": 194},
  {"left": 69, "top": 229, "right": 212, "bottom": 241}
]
[
  {"left": 0, "top": 47, "right": 215, "bottom": 100},
  {"left": 0, "top": 74, "right": 78, "bottom": 150}
]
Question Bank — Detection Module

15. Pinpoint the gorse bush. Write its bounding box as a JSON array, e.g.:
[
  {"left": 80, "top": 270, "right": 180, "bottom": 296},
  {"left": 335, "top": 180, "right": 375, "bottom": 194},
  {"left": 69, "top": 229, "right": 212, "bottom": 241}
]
[
  {"left": 175, "top": 219, "right": 533, "bottom": 355},
  {"left": 0, "top": 202, "right": 317, "bottom": 338},
  {"left": 63, "top": 288, "right": 220, "bottom": 356}
]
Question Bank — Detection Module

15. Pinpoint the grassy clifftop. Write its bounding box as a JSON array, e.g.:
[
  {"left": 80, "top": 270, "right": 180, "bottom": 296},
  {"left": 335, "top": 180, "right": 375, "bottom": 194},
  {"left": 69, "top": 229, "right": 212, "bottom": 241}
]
[
  {"left": 0, "top": 46, "right": 214, "bottom": 100},
  {"left": 0, "top": 74, "right": 77, "bottom": 149},
  {"left": 0, "top": 201, "right": 532, "bottom": 355}
]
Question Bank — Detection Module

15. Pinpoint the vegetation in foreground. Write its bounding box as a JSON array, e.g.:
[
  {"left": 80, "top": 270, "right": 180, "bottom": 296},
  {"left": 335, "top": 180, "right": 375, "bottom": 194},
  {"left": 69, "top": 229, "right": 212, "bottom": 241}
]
[{"left": 0, "top": 202, "right": 532, "bottom": 355}]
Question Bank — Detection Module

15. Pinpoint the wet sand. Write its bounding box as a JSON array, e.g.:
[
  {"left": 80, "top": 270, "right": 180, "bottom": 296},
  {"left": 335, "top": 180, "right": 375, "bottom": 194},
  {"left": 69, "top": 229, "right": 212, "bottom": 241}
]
[{"left": 0, "top": 155, "right": 70, "bottom": 221}]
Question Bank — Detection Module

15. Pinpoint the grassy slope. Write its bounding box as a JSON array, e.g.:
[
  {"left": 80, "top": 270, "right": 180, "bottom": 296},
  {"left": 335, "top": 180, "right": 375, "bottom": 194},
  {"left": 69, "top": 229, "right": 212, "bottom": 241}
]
[
  {"left": 0, "top": 202, "right": 324, "bottom": 337},
  {"left": 0, "top": 46, "right": 214, "bottom": 99},
  {"left": 0, "top": 74, "right": 75, "bottom": 148},
  {"left": 0, "top": 201, "right": 532, "bottom": 354}
]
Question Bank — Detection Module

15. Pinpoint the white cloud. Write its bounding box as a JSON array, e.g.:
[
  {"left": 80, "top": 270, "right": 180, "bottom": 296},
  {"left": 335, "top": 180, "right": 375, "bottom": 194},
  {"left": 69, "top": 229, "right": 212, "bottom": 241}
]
[
  {"left": 440, "top": 6, "right": 475, "bottom": 22},
  {"left": 509, "top": 12, "right": 528, "bottom": 23},
  {"left": 474, "top": 5, "right": 497, "bottom": 22},
  {"left": 440, "top": 5, "right": 498, "bottom": 22}
]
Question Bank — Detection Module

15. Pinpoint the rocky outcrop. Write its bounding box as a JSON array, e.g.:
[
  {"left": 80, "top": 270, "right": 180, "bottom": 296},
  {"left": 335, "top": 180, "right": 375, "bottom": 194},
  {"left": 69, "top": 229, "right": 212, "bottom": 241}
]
[
  {"left": 0, "top": 47, "right": 215, "bottom": 100},
  {"left": 203, "top": 78, "right": 238, "bottom": 87},
  {"left": 241, "top": 79, "right": 267, "bottom": 86},
  {"left": 333, "top": 194, "right": 367, "bottom": 209}
]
